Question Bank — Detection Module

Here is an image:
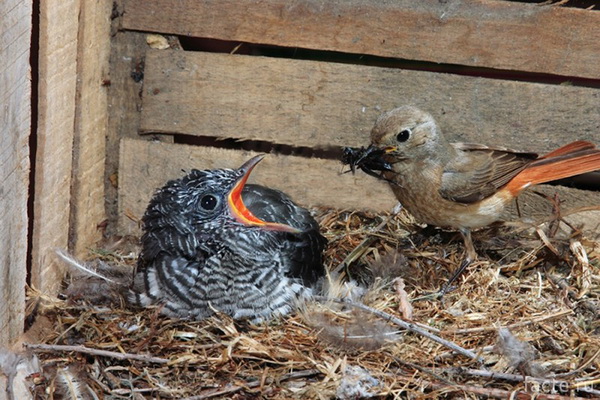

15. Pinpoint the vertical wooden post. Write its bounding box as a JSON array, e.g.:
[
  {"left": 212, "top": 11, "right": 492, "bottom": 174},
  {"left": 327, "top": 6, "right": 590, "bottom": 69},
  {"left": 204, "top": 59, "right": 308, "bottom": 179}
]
[
  {"left": 32, "top": 0, "right": 112, "bottom": 297},
  {"left": 0, "top": 0, "right": 32, "bottom": 346},
  {"left": 31, "top": 1, "right": 81, "bottom": 294},
  {"left": 70, "top": 0, "right": 112, "bottom": 256}
]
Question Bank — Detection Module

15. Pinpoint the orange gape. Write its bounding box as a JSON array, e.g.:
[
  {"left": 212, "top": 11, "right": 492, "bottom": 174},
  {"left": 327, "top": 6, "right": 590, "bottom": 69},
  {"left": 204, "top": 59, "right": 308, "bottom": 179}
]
[{"left": 368, "top": 106, "right": 600, "bottom": 293}]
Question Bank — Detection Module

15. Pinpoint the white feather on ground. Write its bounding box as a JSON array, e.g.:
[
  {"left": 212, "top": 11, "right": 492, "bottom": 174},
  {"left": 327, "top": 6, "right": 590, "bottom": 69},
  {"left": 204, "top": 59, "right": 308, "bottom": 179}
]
[
  {"left": 493, "top": 328, "right": 547, "bottom": 378},
  {"left": 53, "top": 248, "right": 133, "bottom": 306},
  {"left": 0, "top": 348, "right": 40, "bottom": 400},
  {"left": 302, "top": 275, "right": 402, "bottom": 350},
  {"left": 55, "top": 366, "right": 98, "bottom": 400},
  {"left": 336, "top": 365, "right": 381, "bottom": 399}
]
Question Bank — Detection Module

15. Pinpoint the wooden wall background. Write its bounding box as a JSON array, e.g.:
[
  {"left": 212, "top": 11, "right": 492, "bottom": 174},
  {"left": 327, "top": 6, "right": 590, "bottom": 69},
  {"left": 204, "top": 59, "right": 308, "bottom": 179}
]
[{"left": 115, "top": 0, "right": 600, "bottom": 236}]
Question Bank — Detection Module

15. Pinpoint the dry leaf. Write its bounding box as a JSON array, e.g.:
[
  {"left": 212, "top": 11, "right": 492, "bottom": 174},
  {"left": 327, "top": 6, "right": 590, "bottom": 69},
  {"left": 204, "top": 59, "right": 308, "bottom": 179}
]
[
  {"left": 392, "top": 277, "right": 413, "bottom": 320},
  {"left": 570, "top": 240, "right": 592, "bottom": 299}
]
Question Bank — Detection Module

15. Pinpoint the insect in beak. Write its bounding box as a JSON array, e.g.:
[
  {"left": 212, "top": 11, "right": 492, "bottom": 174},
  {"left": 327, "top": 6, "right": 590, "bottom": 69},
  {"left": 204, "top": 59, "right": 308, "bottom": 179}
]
[{"left": 341, "top": 145, "right": 396, "bottom": 183}]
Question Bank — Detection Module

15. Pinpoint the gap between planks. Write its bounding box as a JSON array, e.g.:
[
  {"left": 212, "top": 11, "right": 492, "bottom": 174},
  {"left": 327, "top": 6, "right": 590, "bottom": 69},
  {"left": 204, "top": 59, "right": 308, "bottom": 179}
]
[
  {"left": 139, "top": 49, "right": 600, "bottom": 154},
  {"left": 122, "top": 0, "right": 600, "bottom": 79}
]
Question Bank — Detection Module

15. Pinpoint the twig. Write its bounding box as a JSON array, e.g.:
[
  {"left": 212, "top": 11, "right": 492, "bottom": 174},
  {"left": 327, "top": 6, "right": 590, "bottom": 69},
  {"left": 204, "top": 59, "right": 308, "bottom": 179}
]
[
  {"left": 181, "top": 369, "right": 321, "bottom": 400},
  {"left": 548, "top": 205, "right": 600, "bottom": 220},
  {"left": 551, "top": 347, "right": 600, "bottom": 378},
  {"left": 24, "top": 343, "right": 169, "bottom": 364},
  {"left": 443, "top": 309, "right": 572, "bottom": 334},
  {"left": 415, "top": 378, "right": 593, "bottom": 400},
  {"left": 507, "top": 205, "right": 600, "bottom": 233},
  {"left": 434, "top": 345, "right": 495, "bottom": 362},
  {"left": 444, "top": 367, "right": 600, "bottom": 397},
  {"left": 313, "top": 296, "right": 484, "bottom": 364},
  {"left": 392, "top": 357, "right": 455, "bottom": 385}
]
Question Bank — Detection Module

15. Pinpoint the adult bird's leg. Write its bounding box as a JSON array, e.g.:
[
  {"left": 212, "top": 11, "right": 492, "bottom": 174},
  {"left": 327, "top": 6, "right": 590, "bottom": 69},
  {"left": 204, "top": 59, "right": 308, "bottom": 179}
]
[{"left": 441, "top": 228, "right": 476, "bottom": 294}]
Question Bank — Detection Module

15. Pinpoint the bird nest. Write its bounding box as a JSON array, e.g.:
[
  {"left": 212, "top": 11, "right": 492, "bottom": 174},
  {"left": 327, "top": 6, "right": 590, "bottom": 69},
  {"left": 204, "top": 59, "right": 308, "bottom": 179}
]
[{"left": 21, "top": 206, "right": 600, "bottom": 399}]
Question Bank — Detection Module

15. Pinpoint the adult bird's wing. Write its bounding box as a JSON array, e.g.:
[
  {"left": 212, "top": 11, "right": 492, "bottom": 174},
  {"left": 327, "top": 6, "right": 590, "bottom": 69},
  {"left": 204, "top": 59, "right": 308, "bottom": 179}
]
[{"left": 439, "top": 143, "right": 538, "bottom": 203}]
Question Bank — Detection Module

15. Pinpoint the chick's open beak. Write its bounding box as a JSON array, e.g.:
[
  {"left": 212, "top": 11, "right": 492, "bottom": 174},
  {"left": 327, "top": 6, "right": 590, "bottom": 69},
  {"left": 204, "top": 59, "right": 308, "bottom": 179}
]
[{"left": 228, "top": 155, "right": 301, "bottom": 233}]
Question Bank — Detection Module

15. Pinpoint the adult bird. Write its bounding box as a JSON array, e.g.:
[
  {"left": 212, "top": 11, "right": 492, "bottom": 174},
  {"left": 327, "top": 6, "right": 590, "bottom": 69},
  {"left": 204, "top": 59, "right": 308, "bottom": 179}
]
[
  {"left": 367, "top": 106, "right": 600, "bottom": 291},
  {"left": 130, "top": 155, "right": 326, "bottom": 322}
]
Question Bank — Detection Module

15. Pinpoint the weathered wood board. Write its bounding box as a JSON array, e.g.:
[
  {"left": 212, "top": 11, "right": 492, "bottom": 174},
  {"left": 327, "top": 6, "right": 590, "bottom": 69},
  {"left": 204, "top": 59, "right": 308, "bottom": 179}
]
[
  {"left": 122, "top": 0, "right": 600, "bottom": 79},
  {"left": 0, "top": 0, "right": 32, "bottom": 347},
  {"left": 106, "top": 31, "right": 148, "bottom": 236},
  {"left": 140, "top": 50, "right": 600, "bottom": 153},
  {"left": 105, "top": 31, "right": 176, "bottom": 236},
  {"left": 118, "top": 139, "right": 397, "bottom": 235},
  {"left": 70, "top": 0, "right": 112, "bottom": 256},
  {"left": 31, "top": 0, "right": 81, "bottom": 295}
]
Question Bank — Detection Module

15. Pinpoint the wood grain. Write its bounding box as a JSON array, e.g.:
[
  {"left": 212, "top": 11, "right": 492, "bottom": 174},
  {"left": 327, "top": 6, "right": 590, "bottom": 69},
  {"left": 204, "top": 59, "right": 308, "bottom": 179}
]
[
  {"left": 105, "top": 31, "right": 176, "bottom": 237},
  {"left": 31, "top": 0, "right": 80, "bottom": 295},
  {"left": 70, "top": 0, "right": 112, "bottom": 256},
  {"left": 140, "top": 50, "right": 600, "bottom": 153},
  {"left": 0, "top": 0, "right": 32, "bottom": 347},
  {"left": 122, "top": 0, "right": 600, "bottom": 79},
  {"left": 117, "top": 139, "right": 397, "bottom": 235}
]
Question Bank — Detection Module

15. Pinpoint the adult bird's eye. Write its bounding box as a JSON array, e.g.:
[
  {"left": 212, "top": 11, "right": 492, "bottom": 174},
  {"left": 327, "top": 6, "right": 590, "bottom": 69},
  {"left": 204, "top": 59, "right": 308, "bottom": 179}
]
[
  {"left": 200, "top": 194, "right": 218, "bottom": 210},
  {"left": 396, "top": 129, "right": 411, "bottom": 143}
]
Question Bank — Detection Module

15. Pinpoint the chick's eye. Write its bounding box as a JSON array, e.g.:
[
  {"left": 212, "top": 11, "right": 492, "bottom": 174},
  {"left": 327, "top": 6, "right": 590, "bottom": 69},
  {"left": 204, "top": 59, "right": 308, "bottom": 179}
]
[
  {"left": 200, "top": 194, "right": 218, "bottom": 210},
  {"left": 396, "top": 129, "right": 411, "bottom": 143}
]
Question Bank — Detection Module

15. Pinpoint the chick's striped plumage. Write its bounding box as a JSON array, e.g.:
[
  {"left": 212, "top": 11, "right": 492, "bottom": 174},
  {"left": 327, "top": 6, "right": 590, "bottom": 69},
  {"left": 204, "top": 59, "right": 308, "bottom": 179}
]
[{"left": 130, "top": 158, "right": 325, "bottom": 322}]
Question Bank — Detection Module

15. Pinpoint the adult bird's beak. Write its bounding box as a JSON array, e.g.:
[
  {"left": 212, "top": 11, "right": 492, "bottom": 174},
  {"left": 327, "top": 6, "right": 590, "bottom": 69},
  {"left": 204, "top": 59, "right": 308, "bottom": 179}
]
[{"left": 228, "top": 155, "right": 301, "bottom": 233}]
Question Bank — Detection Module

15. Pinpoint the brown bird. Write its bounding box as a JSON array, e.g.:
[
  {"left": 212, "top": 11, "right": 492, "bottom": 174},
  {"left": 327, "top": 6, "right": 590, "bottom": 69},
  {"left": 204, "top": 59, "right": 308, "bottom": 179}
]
[{"left": 369, "top": 106, "right": 600, "bottom": 291}]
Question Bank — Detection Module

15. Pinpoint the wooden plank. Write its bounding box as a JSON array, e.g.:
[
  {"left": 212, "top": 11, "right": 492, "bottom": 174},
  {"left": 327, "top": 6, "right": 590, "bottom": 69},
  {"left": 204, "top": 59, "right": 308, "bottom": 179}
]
[
  {"left": 140, "top": 50, "right": 600, "bottom": 153},
  {"left": 0, "top": 0, "right": 32, "bottom": 347},
  {"left": 122, "top": 0, "right": 600, "bottom": 79},
  {"left": 70, "top": 0, "right": 112, "bottom": 256},
  {"left": 105, "top": 30, "right": 176, "bottom": 237},
  {"left": 117, "top": 139, "right": 397, "bottom": 235},
  {"left": 31, "top": 0, "right": 81, "bottom": 295}
]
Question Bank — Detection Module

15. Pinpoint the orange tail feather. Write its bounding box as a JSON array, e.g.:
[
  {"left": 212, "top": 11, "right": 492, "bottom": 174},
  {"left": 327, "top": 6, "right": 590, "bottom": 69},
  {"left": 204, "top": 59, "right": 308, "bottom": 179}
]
[
  {"left": 538, "top": 140, "right": 596, "bottom": 159},
  {"left": 507, "top": 143, "right": 600, "bottom": 195}
]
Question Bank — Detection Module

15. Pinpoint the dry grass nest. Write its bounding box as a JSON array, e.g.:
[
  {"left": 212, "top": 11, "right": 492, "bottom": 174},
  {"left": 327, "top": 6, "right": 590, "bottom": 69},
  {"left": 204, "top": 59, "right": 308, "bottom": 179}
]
[{"left": 21, "top": 206, "right": 600, "bottom": 399}]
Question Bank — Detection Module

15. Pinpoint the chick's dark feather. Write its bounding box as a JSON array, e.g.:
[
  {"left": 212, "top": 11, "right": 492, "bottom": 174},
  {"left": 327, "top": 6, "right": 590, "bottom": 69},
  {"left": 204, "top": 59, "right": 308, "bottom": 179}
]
[{"left": 242, "top": 184, "right": 326, "bottom": 286}]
